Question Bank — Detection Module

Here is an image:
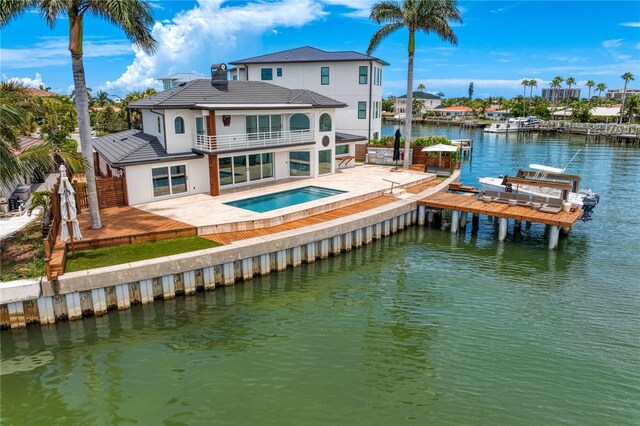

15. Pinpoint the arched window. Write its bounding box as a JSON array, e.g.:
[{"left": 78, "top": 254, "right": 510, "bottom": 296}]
[
  {"left": 289, "top": 113, "right": 310, "bottom": 131},
  {"left": 174, "top": 116, "right": 185, "bottom": 134},
  {"left": 319, "top": 113, "right": 332, "bottom": 132}
]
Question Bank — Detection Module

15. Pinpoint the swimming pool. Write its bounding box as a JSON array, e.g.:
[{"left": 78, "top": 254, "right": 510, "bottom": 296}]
[{"left": 225, "top": 186, "right": 346, "bottom": 213}]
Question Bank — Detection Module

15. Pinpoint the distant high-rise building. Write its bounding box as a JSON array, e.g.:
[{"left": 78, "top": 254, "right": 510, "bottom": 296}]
[
  {"left": 606, "top": 89, "right": 640, "bottom": 100},
  {"left": 541, "top": 88, "right": 581, "bottom": 102}
]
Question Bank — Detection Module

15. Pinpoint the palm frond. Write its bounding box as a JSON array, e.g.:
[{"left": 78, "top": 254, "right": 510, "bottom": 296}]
[
  {"left": 367, "top": 22, "right": 403, "bottom": 55},
  {"left": 87, "top": 0, "right": 157, "bottom": 54},
  {"left": 0, "top": 0, "right": 38, "bottom": 28},
  {"left": 38, "top": 0, "right": 69, "bottom": 27},
  {"left": 369, "top": 0, "right": 404, "bottom": 24}
]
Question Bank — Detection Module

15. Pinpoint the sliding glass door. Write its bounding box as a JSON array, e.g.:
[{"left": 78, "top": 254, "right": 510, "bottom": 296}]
[{"left": 219, "top": 152, "right": 274, "bottom": 186}]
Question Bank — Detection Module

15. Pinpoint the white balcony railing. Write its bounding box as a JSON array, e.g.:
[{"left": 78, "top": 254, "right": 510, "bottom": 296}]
[{"left": 194, "top": 129, "right": 315, "bottom": 152}]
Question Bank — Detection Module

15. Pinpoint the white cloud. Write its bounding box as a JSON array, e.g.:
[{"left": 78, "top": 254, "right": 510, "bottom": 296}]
[
  {"left": 3, "top": 72, "right": 47, "bottom": 88},
  {"left": 602, "top": 38, "right": 623, "bottom": 48},
  {"left": 105, "top": 0, "right": 326, "bottom": 92},
  {"left": 620, "top": 22, "right": 640, "bottom": 27},
  {"left": 1, "top": 36, "right": 133, "bottom": 69},
  {"left": 320, "top": 0, "right": 374, "bottom": 18},
  {"left": 491, "top": 8, "right": 504, "bottom": 13}
]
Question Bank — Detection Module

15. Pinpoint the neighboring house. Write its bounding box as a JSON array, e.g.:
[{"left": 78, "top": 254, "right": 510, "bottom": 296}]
[
  {"left": 94, "top": 67, "right": 359, "bottom": 206},
  {"left": 485, "top": 108, "right": 508, "bottom": 120},
  {"left": 434, "top": 106, "right": 474, "bottom": 118},
  {"left": 606, "top": 89, "right": 640, "bottom": 100},
  {"left": 541, "top": 88, "right": 581, "bottom": 102},
  {"left": 551, "top": 106, "right": 622, "bottom": 120},
  {"left": 158, "top": 73, "right": 205, "bottom": 90},
  {"left": 1, "top": 136, "right": 43, "bottom": 212},
  {"left": 229, "top": 46, "right": 388, "bottom": 140},
  {"left": 25, "top": 88, "right": 57, "bottom": 98},
  {"left": 394, "top": 92, "right": 441, "bottom": 114}
]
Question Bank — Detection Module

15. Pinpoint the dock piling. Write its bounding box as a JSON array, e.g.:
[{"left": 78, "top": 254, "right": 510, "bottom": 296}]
[
  {"left": 451, "top": 210, "right": 460, "bottom": 234},
  {"left": 498, "top": 218, "right": 508, "bottom": 241},
  {"left": 549, "top": 225, "right": 560, "bottom": 250}
]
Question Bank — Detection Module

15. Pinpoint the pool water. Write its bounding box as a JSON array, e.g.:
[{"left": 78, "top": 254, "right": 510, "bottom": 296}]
[{"left": 225, "top": 185, "right": 346, "bottom": 213}]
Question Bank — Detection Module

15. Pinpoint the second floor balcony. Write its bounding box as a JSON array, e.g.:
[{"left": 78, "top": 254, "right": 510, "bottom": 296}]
[{"left": 194, "top": 129, "right": 315, "bottom": 154}]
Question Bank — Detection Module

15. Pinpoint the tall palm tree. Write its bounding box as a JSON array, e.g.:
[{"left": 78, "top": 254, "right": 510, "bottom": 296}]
[
  {"left": 596, "top": 83, "right": 607, "bottom": 105},
  {"left": 367, "top": 0, "right": 462, "bottom": 169},
  {"left": 529, "top": 79, "right": 538, "bottom": 110},
  {"left": 619, "top": 72, "right": 635, "bottom": 124},
  {"left": 585, "top": 80, "right": 595, "bottom": 100},
  {"left": 564, "top": 76, "right": 576, "bottom": 119},
  {"left": 1, "top": 1, "right": 157, "bottom": 229},
  {"left": 550, "top": 76, "right": 563, "bottom": 114},
  {"left": 521, "top": 79, "right": 529, "bottom": 116}
]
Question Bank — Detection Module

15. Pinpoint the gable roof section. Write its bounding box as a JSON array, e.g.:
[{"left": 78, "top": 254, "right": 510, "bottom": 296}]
[
  {"left": 398, "top": 91, "right": 441, "bottom": 100},
  {"left": 230, "top": 46, "right": 389, "bottom": 66},
  {"left": 129, "top": 80, "right": 346, "bottom": 109},
  {"left": 92, "top": 129, "right": 201, "bottom": 167}
]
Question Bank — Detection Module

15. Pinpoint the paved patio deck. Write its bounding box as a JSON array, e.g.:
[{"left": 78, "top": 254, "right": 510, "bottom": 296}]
[{"left": 135, "top": 165, "right": 435, "bottom": 233}]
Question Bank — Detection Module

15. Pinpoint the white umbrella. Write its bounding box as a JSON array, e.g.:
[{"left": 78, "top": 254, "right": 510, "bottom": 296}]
[
  {"left": 59, "top": 165, "right": 82, "bottom": 257},
  {"left": 421, "top": 143, "right": 458, "bottom": 168}
]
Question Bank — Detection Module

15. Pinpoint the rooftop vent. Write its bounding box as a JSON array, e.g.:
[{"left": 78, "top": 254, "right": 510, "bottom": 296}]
[{"left": 211, "top": 63, "right": 228, "bottom": 91}]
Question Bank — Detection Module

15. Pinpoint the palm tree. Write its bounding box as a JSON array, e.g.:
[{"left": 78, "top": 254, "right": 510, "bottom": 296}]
[
  {"left": 367, "top": 0, "right": 462, "bottom": 169},
  {"left": 550, "top": 76, "right": 563, "bottom": 114},
  {"left": 623, "top": 94, "right": 639, "bottom": 124},
  {"left": 1, "top": 1, "right": 157, "bottom": 230},
  {"left": 94, "top": 90, "right": 112, "bottom": 108},
  {"left": 521, "top": 79, "right": 529, "bottom": 116},
  {"left": 585, "top": 80, "right": 595, "bottom": 100},
  {"left": 596, "top": 83, "right": 607, "bottom": 105},
  {"left": 529, "top": 79, "right": 538, "bottom": 110},
  {"left": 564, "top": 76, "right": 576, "bottom": 119},
  {"left": 0, "top": 82, "right": 81, "bottom": 188},
  {"left": 619, "top": 72, "right": 635, "bottom": 124},
  {"left": 417, "top": 83, "right": 426, "bottom": 92}
]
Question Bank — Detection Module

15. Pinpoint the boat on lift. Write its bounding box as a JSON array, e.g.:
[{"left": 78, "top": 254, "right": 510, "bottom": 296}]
[{"left": 478, "top": 152, "right": 600, "bottom": 220}]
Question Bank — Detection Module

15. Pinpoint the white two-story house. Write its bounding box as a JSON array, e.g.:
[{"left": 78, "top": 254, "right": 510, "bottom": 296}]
[
  {"left": 92, "top": 65, "right": 353, "bottom": 205},
  {"left": 229, "top": 46, "right": 388, "bottom": 140}
]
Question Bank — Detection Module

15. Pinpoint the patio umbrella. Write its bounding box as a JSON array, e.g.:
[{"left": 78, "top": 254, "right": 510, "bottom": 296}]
[
  {"left": 392, "top": 129, "right": 401, "bottom": 170},
  {"left": 421, "top": 143, "right": 458, "bottom": 168},
  {"left": 58, "top": 164, "right": 82, "bottom": 258}
]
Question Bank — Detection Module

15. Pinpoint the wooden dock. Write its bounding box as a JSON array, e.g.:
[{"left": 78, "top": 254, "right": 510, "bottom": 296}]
[{"left": 417, "top": 192, "right": 584, "bottom": 249}]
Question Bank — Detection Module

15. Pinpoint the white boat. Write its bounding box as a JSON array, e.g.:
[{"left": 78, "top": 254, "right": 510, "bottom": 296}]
[
  {"left": 478, "top": 163, "right": 600, "bottom": 208},
  {"left": 484, "top": 119, "right": 522, "bottom": 133}
]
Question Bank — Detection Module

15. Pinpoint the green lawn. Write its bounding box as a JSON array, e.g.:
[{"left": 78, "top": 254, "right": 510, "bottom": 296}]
[{"left": 65, "top": 236, "right": 222, "bottom": 273}]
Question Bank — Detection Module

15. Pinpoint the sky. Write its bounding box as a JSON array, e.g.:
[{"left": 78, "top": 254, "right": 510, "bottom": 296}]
[{"left": 1, "top": 0, "right": 639, "bottom": 99}]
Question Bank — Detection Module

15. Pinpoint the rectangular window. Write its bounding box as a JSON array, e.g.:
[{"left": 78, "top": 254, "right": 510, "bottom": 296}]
[
  {"left": 277, "top": 67, "right": 282, "bottom": 77},
  {"left": 378, "top": 68, "right": 382, "bottom": 86},
  {"left": 319, "top": 149, "right": 332, "bottom": 175},
  {"left": 321, "top": 67, "right": 330, "bottom": 85},
  {"left": 358, "top": 102, "right": 367, "bottom": 119},
  {"left": 248, "top": 154, "right": 262, "bottom": 181},
  {"left": 233, "top": 155, "right": 247, "bottom": 184},
  {"left": 219, "top": 157, "right": 233, "bottom": 186},
  {"left": 195, "top": 117, "right": 205, "bottom": 135},
  {"left": 375, "top": 102, "right": 380, "bottom": 119},
  {"left": 246, "top": 115, "right": 257, "bottom": 139},
  {"left": 335, "top": 145, "right": 349, "bottom": 155},
  {"left": 262, "top": 153, "right": 273, "bottom": 178},
  {"left": 261, "top": 68, "right": 273, "bottom": 80},
  {"left": 258, "top": 115, "right": 270, "bottom": 134},
  {"left": 170, "top": 165, "right": 187, "bottom": 194},
  {"left": 152, "top": 167, "right": 170, "bottom": 197},
  {"left": 270, "top": 115, "right": 282, "bottom": 132},
  {"left": 232, "top": 75, "right": 238, "bottom": 80},
  {"left": 359, "top": 66, "right": 368, "bottom": 85},
  {"left": 163, "top": 81, "right": 171, "bottom": 90},
  {"left": 289, "top": 151, "right": 310, "bottom": 177},
  {"left": 152, "top": 165, "right": 187, "bottom": 197}
]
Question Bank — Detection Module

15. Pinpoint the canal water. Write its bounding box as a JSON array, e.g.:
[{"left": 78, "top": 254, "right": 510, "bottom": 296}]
[{"left": 2, "top": 125, "right": 638, "bottom": 425}]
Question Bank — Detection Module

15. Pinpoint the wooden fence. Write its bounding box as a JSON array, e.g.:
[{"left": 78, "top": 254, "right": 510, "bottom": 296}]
[{"left": 73, "top": 176, "right": 127, "bottom": 213}]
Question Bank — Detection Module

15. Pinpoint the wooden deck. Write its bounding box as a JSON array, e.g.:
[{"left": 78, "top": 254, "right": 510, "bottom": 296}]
[
  {"left": 404, "top": 178, "right": 441, "bottom": 194},
  {"left": 202, "top": 196, "right": 397, "bottom": 244},
  {"left": 418, "top": 192, "right": 583, "bottom": 227}
]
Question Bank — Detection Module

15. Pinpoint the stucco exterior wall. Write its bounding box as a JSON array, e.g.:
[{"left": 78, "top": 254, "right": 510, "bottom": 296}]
[{"left": 125, "top": 156, "right": 209, "bottom": 205}]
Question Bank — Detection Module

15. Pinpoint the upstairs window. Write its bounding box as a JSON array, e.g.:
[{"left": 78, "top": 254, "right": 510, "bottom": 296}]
[
  {"left": 157, "top": 117, "right": 161, "bottom": 133},
  {"left": 174, "top": 116, "right": 185, "bottom": 134},
  {"left": 261, "top": 68, "right": 273, "bottom": 80},
  {"left": 359, "top": 66, "right": 368, "bottom": 84},
  {"left": 319, "top": 113, "right": 332, "bottom": 132},
  {"left": 277, "top": 67, "right": 282, "bottom": 77},
  {"left": 358, "top": 102, "right": 367, "bottom": 119},
  {"left": 321, "top": 67, "right": 330, "bottom": 85},
  {"left": 373, "top": 67, "right": 379, "bottom": 86}
]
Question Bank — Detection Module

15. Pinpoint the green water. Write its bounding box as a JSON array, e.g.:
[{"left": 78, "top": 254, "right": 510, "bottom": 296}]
[{"left": 2, "top": 127, "right": 639, "bottom": 425}]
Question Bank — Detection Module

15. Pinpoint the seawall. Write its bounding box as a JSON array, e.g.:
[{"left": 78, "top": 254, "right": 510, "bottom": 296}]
[{"left": 0, "top": 172, "right": 458, "bottom": 329}]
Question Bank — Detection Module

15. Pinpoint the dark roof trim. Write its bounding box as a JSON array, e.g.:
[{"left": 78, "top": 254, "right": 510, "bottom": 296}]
[
  {"left": 109, "top": 153, "right": 203, "bottom": 168},
  {"left": 230, "top": 46, "right": 390, "bottom": 66},
  {"left": 335, "top": 132, "right": 367, "bottom": 143}
]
